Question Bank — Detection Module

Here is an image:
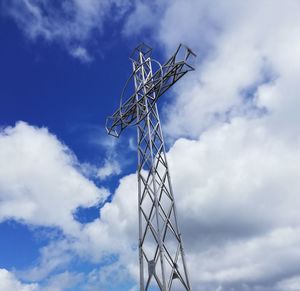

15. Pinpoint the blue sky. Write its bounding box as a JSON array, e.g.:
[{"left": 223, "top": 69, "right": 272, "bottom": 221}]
[
  {"left": 1, "top": 1, "right": 300, "bottom": 291},
  {"left": 0, "top": 12, "right": 133, "bottom": 161},
  {"left": 0, "top": 2, "right": 141, "bottom": 289},
  {"left": 0, "top": 1, "right": 170, "bottom": 290}
]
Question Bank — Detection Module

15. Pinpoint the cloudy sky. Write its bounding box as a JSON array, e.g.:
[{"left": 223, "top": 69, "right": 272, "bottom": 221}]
[{"left": 1, "top": 0, "right": 300, "bottom": 290}]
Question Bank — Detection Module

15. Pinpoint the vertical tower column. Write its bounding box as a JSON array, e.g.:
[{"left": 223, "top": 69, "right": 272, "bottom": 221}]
[{"left": 133, "top": 51, "right": 192, "bottom": 291}]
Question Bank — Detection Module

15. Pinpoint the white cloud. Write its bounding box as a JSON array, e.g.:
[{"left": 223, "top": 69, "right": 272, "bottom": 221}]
[
  {"left": 168, "top": 117, "right": 300, "bottom": 237},
  {"left": 166, "top": 117, "right": 300, "bottom": 289},
  {"left": 0, "top": 268, "right": 85, "bottom": 291},
  {"left": 70, "top": 46, "right": 93, "bottom": 63},
  {"left": 123, "top": 0, "right": 168, "bottom": 37},
  {"left": 276, "top": 275, "right": 300, "bottom": 291},
  {"left": 0, "top": 121, "right": 134, "bottom": 285},
  {"left": 123, "top": 0, "right": 300, "bottom": 140},
  {"left": 71, "top": 173, "right": 138, "bottom": 262},
  {"left": 0, "top": 121, "right": 108, "bottom": 234},
  {"left": 3, "top": 116, "right": 300, "bottom": 290},
  {"left": 41, "top": 271, "right": 83, "bottom": 291},
  {"left": 86, "top": 114, "right": 300, "bottom": 290},
  {"left": 9, "top": 173, "right": 138, "bottom": 285},
  {"left": 2, "top": 1, "right": 300, "bottom": 290},
  {"left": 0, "top": 269, "right": 38, "bottom": 291},
  {"left": 83, "top": 262, "right": 136, "bottom": 290},
  {"left": 78, "top": 132, "right": 122, "bottom": 180},
  {"left": 90, "top": 1, "right": 300, "bottom": 289},
  {"left": 21, "top": 240, "right": 75, "bottom": 282},
  {"left": 97, "top": 158, "right": 121, "bottom": 180}
]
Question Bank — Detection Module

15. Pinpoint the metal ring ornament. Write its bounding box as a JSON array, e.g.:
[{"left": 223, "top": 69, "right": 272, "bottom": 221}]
[{"left": 119, "top": 58, "right": 164, "bottom": 126}]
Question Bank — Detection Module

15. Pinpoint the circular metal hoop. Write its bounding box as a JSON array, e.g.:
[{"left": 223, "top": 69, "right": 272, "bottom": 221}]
[{"left": 119, "top": 58, "right": 164, "bottom": 126}]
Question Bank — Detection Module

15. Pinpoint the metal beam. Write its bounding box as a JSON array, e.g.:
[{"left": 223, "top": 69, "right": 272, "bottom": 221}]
[{"left": 106, "top": 43, "right": 195, "bottom": 290}]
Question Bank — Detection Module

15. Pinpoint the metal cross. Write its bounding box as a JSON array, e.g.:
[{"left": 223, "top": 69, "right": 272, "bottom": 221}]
[{"left": 106, "top": 43, "right": 196, "bottom": 291}]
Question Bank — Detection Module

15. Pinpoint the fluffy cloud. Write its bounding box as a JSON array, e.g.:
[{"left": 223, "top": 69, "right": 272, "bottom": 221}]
[
  {"left": 167, "top": 117, "right": 300, "bottom": 290},
  {"left": 41, "top": 271, "right": 84, "bottom": 291},
  {"left": 81, "top": 115, "right": 300, "bottom": 290},
  {"left": 97, "top": 158, "right": 121, "bottom": 180},
  {"left": 0, "top": 121, "right": 136, "bottom": 287},
  {"left": 2, "top": 1, "right": 300, "bottom": 290},
  {"left": 276, "top": 275, "right": 300, "bottom": 291},
  {"left": 0, "top": 268, "right": 85, "bottom": 291},
  {"left": 0, "top": 122, "right": 135, "bottom": 287},
  {"left": 72, "top": 173, "right": 138, "bottom": 265},
  {"left": 99, "top": 0, "right": 300, "bottom": 290},
  {"left": 2, "top": 116, "right": 299, "bottom": 290},
  {"left": 0, "top": 121, "right": 108, "bottom": 234},
  {"left": 125, "top": 0, "right": 300, "bottom": 141},
  {"left": 0, "top": 269, "right": 38, "bottom": 291},
  {"left": 123, "top": 0, "right": 168, "bottom": 37}
]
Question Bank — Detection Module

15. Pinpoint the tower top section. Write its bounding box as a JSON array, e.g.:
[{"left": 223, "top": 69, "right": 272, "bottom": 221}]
[
  {"left": 130, "top": 43, "right": 153, "bottom": 63},
  {"left": 106, "top": 43, "right": 196, "bottom": 137}
]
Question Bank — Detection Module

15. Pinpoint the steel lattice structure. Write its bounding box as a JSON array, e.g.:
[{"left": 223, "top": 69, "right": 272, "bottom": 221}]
[{"left": 106, "top": 43, "right": 196, "bottom": 291}]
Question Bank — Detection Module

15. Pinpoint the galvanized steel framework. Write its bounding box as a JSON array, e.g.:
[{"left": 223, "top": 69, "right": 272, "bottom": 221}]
[{"left": 106, "top": 43, "right": 196, "bottom": 291}]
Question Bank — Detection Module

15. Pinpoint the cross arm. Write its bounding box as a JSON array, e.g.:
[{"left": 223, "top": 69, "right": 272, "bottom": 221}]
[{"left": 106, "top": 44, "right": 196, "bottom": 138}]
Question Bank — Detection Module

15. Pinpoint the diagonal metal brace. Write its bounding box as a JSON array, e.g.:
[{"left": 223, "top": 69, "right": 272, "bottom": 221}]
[{"left": 106, "top": 44, "right": 196, "bottom": 137}]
